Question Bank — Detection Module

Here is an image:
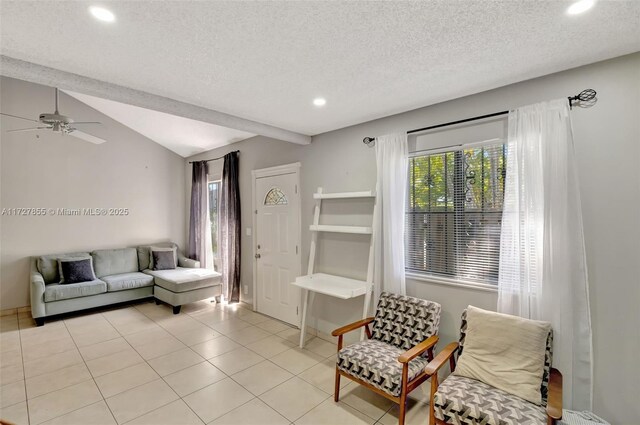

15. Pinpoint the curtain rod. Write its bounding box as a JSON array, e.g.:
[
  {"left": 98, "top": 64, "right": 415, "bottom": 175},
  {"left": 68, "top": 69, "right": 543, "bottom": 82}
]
[
  {"left": 189, "top": 150, "right": 239, "bottom": 164},
  {"left": 362, "top": 88, "right": 597, "bottom": 147}
]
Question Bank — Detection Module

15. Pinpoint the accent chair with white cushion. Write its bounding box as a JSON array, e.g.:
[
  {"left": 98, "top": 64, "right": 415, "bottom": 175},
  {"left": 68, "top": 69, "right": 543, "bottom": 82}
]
[
  {"left": 425, "top": 307, "right": 563, "bottom": 425},
  {"left": 332, "top": 292, "right": 441, "bottom": 425}
]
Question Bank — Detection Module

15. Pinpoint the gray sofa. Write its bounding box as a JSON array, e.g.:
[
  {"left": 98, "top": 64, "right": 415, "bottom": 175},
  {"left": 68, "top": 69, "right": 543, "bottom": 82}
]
[{"left": 30, "top": 242, "right": 222, "bottom": 326}]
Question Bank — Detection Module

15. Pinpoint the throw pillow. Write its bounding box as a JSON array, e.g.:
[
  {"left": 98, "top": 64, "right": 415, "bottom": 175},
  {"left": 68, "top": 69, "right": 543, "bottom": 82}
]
[
  {"left": 152, "top": 250, "right": 176, "bottom": 270},
  {"left": 59, "top": 258, "right": 96, "bottom": 284},
  {"left": 57, "top": 254, "right": 93, "bottom": 284},
  {"left": 453, "top": 305, "right": 551, "bottom": 405},
  {"left": 148, "top": 246, "right": 177, "bottom": 270}
]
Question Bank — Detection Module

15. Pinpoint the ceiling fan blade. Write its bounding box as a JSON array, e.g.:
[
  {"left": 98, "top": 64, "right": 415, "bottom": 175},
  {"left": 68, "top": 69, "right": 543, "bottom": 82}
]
[
  {"left": 1, "top": 112, "right": 40, "bottom": 123},
  {"left": 7, "top": 127, "right": 51, "bottom": 133},
  {"left": 72, "top": 122, "right": 103, "bottom": 125},
  {"left": 68, "top": 129, "right": 106, "bottom": 145}
]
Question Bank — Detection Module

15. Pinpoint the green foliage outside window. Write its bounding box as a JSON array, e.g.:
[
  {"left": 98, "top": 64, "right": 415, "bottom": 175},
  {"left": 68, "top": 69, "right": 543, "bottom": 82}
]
[{"left": 406, "top": 144, "right": 506, "bottom": 284}]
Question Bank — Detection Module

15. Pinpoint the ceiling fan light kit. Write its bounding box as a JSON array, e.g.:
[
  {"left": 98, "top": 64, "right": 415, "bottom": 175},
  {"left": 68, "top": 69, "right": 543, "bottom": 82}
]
[{"left": 1, "top": 87, "right": 107, "bottom": 144}]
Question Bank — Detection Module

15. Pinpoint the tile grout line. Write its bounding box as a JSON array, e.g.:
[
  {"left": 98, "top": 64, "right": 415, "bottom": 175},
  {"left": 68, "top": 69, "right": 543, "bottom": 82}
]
[
  {"left": 130, "top": 302, "right": 216, "bottom": 424},
  {"left": 8, "top": 301, "right": 380, "bottom": 425},
  {"left": 175, "top": 304, "right": 301, "bottom": 424},
  {"left": 62, "top": 312, "right": 120, "bottom": 425},
  {"left": 74, "top": 306, "right": 184, "bottom": 425},
  {"left": 15, "top": 312, "right": 30, "bottom": 424},
  {"left": 16, "top": 314, "right": 111, "bottom": 425},
  {"left": 184, "top": 305, "right": 291, "bottom": 425}
]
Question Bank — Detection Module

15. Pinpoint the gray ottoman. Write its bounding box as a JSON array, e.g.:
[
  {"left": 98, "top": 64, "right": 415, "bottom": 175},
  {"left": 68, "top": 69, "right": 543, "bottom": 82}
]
[{"left": 144, "top": 267, "right": 222, "bottom": 314}]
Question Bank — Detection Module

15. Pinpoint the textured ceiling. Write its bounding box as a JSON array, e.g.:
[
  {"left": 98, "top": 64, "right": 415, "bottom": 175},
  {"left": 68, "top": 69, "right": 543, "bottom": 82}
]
[
  {"left": 64, "top": 90, "right": 255, "bottom": 157},
  {"left": 1, "top": 1, "right": 639, "bottom": 136}
]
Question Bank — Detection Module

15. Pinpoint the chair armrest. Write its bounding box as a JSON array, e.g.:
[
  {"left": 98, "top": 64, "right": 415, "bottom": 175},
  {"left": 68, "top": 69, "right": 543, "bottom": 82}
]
[
  {"left": 178, "top": 256, "right": 200, "bottom": 268},
  {"left": 331, "top": 317, "right": 375, "bottom": 337},
  {"left": 398, "top": 335, "right": 439, "bottom": 364},
  {"left": 30, "top": 260, "right": 46, "bottom": 318},
  {"left": 546, "top": 368, "right": 563, "bottom": 421},
  {"left": 424, "top": 342, "right": 459, "bottom": 375}
]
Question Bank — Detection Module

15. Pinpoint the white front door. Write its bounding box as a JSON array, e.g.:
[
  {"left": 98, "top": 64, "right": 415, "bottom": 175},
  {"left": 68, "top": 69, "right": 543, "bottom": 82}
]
[{"left": 255, "top": 172, "right": 300, "bottom": 325}]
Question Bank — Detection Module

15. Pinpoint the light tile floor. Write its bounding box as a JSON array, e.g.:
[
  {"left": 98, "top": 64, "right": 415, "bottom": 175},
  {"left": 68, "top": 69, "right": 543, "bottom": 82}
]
[{"left": 0, "top": 300, "right": 430, "bottom": 425}]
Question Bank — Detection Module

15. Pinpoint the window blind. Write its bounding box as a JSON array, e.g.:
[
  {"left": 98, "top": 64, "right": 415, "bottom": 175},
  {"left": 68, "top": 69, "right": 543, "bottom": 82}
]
[{"left": 406, "top": 141, "right": 506, "bottom": 285}]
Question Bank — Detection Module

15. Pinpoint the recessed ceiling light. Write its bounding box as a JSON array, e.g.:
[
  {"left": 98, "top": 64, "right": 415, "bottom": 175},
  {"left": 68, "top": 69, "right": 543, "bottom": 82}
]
[
  {"left": 567, "top": 0, "right": 595, "bottom": 15},
  {"left": 313, "top": 98, "right": 326, "bottom": 107},
  {"left": 89, "top": 6, "right": 116, "bottom": 22}
]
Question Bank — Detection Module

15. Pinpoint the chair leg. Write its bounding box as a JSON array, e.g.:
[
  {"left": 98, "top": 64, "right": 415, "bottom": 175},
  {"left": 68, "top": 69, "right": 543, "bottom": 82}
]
[
  {"left": 398, "top": 392, "right": 407, "bottom": 425},
  {"left": 172, "top": 305, "right": 181, "bottom": 314},
  {"left": 334, "top": 368, "right": 341, "bottom": 402},
  {"left": 398, "top": 363, "right": 409, "bottom": 425},
  {"left": 35, "top": 317, "right": 44, "bottom": 327},
  {"left": 155, "top": 299, "right": 161, "bottom": 305}
]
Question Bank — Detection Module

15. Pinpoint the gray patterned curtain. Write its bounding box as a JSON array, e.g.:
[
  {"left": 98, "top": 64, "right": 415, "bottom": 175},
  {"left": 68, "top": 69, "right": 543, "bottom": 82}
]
[
  {"left": 220, "top": 152, "right": 241, "bottom": 303},
  {"left": 187, "top": 161, "right": 209, "bottom": 265}
]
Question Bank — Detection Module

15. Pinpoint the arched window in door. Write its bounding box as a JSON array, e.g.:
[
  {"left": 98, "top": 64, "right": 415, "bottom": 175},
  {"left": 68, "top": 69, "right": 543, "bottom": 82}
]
[{"left": 264, "top": 188, "right": 288, "bottom": 205}]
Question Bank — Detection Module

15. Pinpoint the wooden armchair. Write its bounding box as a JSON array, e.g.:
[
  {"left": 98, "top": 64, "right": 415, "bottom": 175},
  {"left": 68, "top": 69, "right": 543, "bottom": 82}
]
[
  {"left": 425, "top": 309, "right": 563, "bottom": 425},
  {"left": 331, "top": 292, "right": 441, "bottom": 425}
]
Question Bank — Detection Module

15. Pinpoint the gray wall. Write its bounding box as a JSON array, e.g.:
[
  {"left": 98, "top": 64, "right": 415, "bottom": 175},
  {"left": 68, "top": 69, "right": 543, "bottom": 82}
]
[
  {"left": 187, "top": 53, "right": 640, "bottom": 422},
  {"left": 0, "top": 76, "right": 186, "bottom": 310}
]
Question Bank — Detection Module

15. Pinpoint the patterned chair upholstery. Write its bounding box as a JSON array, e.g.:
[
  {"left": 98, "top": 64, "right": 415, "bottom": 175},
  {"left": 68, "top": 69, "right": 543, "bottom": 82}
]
[
  {"left": 429, "top": 310, "right": 561, "bottom": 425},
  {"left": 333, "top": 292, "right": 441, "bottom": 425}
]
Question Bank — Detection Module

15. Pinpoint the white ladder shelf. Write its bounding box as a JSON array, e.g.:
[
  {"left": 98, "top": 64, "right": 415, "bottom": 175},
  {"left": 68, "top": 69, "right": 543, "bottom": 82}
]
[{"left": 292, "top": 187, "right": 377, "bottom": 348}]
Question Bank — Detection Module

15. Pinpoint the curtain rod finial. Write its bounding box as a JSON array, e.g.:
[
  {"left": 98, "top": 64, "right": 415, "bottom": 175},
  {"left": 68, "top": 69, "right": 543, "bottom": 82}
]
[{"left": 363, "top": 137, "right": 375, "bottom": 147}]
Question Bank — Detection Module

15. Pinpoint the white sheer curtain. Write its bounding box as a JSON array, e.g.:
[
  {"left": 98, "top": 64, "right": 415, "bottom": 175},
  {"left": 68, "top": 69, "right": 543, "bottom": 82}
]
[
  {"left": 373, "top": 132, "right": 408, "bottom": 302},
  {"left": 498, "top": 99, "right": 593, "bottom": 410}
]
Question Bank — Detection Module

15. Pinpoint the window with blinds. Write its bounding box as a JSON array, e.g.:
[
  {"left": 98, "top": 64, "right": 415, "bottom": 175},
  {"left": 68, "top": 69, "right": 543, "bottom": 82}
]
[{"left": 406, "top": 141, "right": 506, "bottom": 285}]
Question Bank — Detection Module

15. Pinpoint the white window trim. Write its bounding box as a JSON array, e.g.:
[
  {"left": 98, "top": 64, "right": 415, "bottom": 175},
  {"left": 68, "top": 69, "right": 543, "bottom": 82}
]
[
  {"left": 406, "top": 271, "right": 498, "bottom": 293},
  {"left": 408, "top": 137, "right": 503, "bottom": 157}
]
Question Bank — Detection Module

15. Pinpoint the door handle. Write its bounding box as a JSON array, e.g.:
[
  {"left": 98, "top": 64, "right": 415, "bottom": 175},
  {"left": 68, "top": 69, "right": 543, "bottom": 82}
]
[{"left": 255, "top": 253, "right": 261, "bottom": 259}]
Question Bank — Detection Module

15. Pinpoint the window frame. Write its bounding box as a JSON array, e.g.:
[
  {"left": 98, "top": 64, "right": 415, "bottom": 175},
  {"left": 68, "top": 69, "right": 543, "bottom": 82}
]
[{"left": 404, "top": 138, "right": 505, "bottom": 291}]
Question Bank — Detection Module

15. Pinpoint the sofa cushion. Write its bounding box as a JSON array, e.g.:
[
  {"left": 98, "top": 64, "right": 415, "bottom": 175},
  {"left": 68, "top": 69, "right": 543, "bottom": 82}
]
[
  {"left": 434, "top": 374, "right": 546, "bottom": 425},
  {"left": 36, "top": 252, "right": 90, "bottom": 284},
  {"left": 44, "top": 279, "right": 107, "bottom": 302},
  {"left": 137, "top": 242, "right": 178, "bottom": 271},
  {"left": 92, "top": 248, "right": 139, "bottom": 279},
  {"left": 143, "top": 267, "right": 221, "bottom": 293},
  {"left": 337, "top": 339, "right": 429, "bottom": 397},
  {"left": 102, "top": 272, "right": 154, "bottom": 292}
]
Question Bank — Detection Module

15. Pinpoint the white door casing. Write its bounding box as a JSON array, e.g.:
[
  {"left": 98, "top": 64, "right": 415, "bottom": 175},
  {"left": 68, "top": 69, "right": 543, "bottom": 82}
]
[{"left": 252, "top": 163, "right": 301, "bottom": 326}]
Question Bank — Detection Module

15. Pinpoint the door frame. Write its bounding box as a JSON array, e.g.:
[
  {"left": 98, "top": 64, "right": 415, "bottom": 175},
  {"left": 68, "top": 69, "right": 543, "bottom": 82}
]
[{"left": 251, "top": 162, "right": 302, "bottom": 313}]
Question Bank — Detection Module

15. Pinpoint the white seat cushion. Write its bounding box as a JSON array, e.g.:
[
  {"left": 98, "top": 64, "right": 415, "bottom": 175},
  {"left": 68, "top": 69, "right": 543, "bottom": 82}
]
[{"left": 144, "top": 267, "right": 221, "bottom": 293}]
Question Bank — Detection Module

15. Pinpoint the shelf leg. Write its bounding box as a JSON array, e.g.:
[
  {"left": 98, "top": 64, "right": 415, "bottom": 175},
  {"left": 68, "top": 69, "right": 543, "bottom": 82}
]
[
  {"left": 299, "top": 289, "right": 310, "bottom": 348},
  {"left": 361, "top": 285, "right": 372, "bottom": 341}
]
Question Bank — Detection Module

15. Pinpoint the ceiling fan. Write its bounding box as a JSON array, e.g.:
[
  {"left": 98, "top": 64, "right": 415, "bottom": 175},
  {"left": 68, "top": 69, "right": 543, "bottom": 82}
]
[{"left": 1, "top": 88, "right": 106, "bottom": 144}]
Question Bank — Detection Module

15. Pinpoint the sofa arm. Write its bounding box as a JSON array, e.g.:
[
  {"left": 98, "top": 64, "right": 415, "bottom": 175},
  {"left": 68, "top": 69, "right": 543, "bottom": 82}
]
[
  {"left": 178, "top": 256, "right": 200, "bottom": 268},
  {"left": 30, "top": 259, "right": 46, "bottom": 318}
]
